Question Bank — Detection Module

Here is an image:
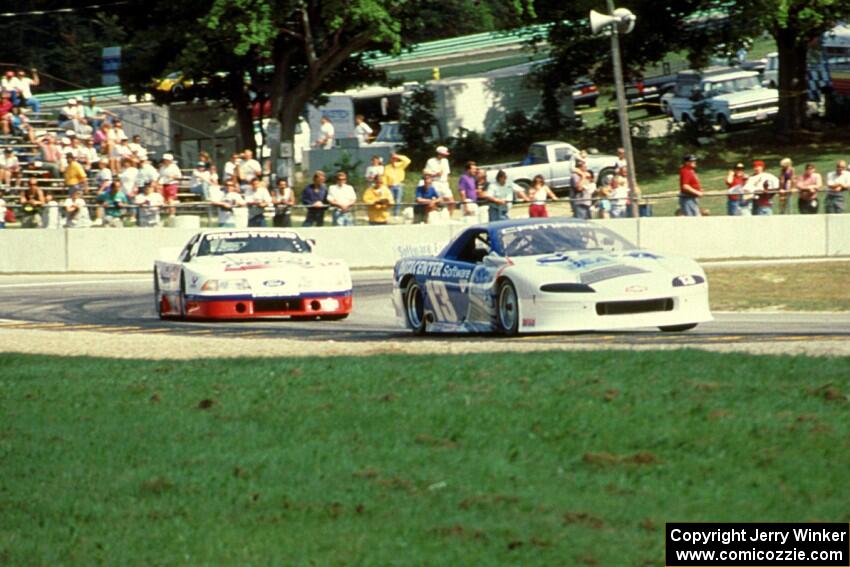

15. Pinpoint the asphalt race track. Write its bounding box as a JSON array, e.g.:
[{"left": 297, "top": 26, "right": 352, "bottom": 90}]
[{"left": 1, "top": 272, "right": 849, "bottom": 348}]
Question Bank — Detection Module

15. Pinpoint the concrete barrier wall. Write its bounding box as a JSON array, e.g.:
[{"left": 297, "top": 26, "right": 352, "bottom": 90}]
[{"left": 1, "top": 215, "right": 848, "bottom": 273}]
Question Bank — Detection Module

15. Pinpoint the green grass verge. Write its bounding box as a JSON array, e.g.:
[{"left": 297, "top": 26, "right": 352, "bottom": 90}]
[{"left": 2, "top": 352, "right": 849, "bottom": 565}]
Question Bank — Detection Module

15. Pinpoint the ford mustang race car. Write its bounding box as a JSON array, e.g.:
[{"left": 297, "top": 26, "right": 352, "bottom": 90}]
[
  {"left": 155, "top": 229, "right": 352, "bottom": 320},
  {"left": 392, "top": 218, "right": 712, "bottom": 335}
]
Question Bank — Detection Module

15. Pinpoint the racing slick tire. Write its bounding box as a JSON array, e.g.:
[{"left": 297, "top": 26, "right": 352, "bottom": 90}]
[
  {"left": 403, "top": 280, "right": 427, "bottom": 335},
  {"left": 496, "top": 280, "right": 520, "bottom": 336},
  {"left": 154, "top": 268, "right": 165, "bottom": 319},
  {"left": 658, "top": 323, "right": 698, "bottom": 332}
]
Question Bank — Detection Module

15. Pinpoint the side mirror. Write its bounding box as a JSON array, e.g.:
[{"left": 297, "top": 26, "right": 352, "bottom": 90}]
[{"left": 306, "top": 238, "right": 316, "bottom": 250}]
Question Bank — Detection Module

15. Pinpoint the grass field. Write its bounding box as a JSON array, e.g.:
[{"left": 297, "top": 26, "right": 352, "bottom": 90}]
[
  {"left": 3, "top": 351, "right": 850, "bottom": 565},
  {"left": 706, "top": 261, "right": 850, "bottom": 311}
]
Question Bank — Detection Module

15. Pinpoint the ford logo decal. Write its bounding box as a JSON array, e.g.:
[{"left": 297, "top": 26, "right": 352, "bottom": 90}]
[
  {"left": 625, "top": 285, "right": 647, "bottom": 293},
  {"left": 263, "top": 279, "right": 286, "bottom": 287}
]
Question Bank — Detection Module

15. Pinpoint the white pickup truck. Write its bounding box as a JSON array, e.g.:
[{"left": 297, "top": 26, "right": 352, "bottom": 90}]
[
  {"left": 484, "top": 141, "right": 619, "bottom": 195},
  {"left": 660, "top": 67, "right": 779, "bottom": 131}
]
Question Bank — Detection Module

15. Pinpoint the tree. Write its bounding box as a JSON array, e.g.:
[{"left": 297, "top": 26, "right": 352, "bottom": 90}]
[
  {"left": 729, "top": 1, "right": 850, "bottom": 132},
  {"left": 119, "top": 0, "right": 532, "bottom": 154}
]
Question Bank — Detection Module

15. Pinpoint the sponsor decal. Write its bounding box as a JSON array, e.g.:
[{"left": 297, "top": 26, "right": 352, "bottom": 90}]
[
  {"left": 191, "top": 275, "right": 199, "bottom": 286},
  {"left": 625, "top": 285, "right": 648, "bottom": 293},
  {"left": 205, "top": 231, "right": 297, "bottom": 240},
  {"left": 263, "top": 279, "right": 286, "bottom": 287},
  {"left": 394, "top": 243, "right": 443, "bottom": 259},
  {"left": 626, "top": 251, "right": 662, "bottom": 260},
  {"left": 522, "top": 318, "right": 536, "bottom": 327}
]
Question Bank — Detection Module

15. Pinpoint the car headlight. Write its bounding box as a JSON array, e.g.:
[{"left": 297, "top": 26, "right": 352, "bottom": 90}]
[
  {"left": 201, "top": 278, "right": 250, "bottom": 291},
  {"left": 672, "top": 275, "right": 705, "bottom": 287}
]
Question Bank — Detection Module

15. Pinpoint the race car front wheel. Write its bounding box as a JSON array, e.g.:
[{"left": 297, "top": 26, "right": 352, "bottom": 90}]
[
  {"left": 404, "top": 280, "right": 427, "bottom": 335},
  {"left": 497, "top": 280, "right": 520, "bottom": 336},
  {"left": 154, "top": 268, "right": 163, "bottom": 318}
]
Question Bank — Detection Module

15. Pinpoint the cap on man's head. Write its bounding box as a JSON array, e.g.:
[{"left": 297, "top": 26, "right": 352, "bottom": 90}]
[
  {"left": 196, "top": 161, "right": 207, "bottom": 168},
  {"left": 436, "top": 145, "right": 450, "bottom": 156},
  {"left": 683, "top": 154, "right": 698, "bottom": 162},
  {"left": 4, "top": 149, "right": 13, "bottom": 154},
  {"left": 753, "top": 160, "right": 765, "bottom": 168},
  {"left": 162, "top": 153, "right": 174, "bottom": 161},
  {"left": 735, "top": 162, "right": 744, "bottom": 169},
  {"left": 65, "top": 129, "right": 76, "bottom": 137},
  {"left": 68, "top": 98, "right": 77, "bottom": 104}
]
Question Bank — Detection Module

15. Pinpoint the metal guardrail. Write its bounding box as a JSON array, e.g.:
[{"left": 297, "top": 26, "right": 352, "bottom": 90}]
[{"left": 2, "top": 189, "right": 835, "bottom": 229}]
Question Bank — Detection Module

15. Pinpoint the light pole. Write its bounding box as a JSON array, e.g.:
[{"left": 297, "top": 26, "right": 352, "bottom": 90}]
[{"left": 589, "top": 3, "right": 640, "bottom": 218}]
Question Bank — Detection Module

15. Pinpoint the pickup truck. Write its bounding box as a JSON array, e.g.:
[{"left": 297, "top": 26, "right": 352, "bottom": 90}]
[
  {"left": 659, "top": 67, "right": 779, "bottom": 131},
  {"left": 484, "top": 141, "right": 619, "bottom": 195}
]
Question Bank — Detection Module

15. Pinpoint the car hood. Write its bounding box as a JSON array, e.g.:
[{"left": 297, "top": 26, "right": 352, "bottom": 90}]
[
  {"left": 508, "top": 249, "right": 703, "bottom": 285},
  {"left": 710, "top": 88, "right": 778, "bottom": 106}
]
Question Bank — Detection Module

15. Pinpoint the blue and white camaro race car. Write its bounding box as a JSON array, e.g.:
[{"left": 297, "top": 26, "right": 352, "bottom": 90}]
[{"left": 392, "top": 218, "right": 712, "bottom": 335}]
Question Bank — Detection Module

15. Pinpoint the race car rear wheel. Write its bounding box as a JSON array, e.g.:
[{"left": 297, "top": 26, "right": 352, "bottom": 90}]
[
  {"left": 659, "top": 323, "right": 698, "bottom": 332},
  {"left": 496, "top": 280, "right": 520, "bottom": 336},
  {"left": 153, "top": 268, "right": 164, "bottom": 319},
  {"left": 404, "top": 280, "right": 427, "bottom": 335}
]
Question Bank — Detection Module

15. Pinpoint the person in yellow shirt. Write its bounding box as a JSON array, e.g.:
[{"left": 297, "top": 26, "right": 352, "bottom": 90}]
[
  {"left": 381, "top": 152, "right": 410, "bottom": 218},
  {"left": 63, "top": 152, "right": 88, "bottom": 194},
  {"left": 363, "top": 176, "right": 395, "bottom": 225}
]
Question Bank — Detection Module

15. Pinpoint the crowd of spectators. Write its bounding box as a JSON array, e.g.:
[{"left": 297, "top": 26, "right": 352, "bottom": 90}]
[{"left": 679, "top": 155, "right": 850, "bottom": 216}]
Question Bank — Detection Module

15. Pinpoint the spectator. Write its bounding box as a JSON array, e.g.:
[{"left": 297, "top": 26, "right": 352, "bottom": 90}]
[
  {"left": 1, "top": 72, "right": 19, "bottom": 105},
  {"left": 424, "top": 145, "right": 453, "bottom": 213},
  {"left": 314, "top": 116, "right": 335, "bottom": 149},
  {"left": 362, "top": 176, "right": 394, "bottom": 225},
  {"left": 595, "top": 177, "right": 612, "bottom": 219},
  {"left": 778, "top": 158, "right": 794, "bottom": 214},
  {"left": 42, "top": 194, "right": 61, "bottom": 229},
  {"left": 301, "top": 170, "right": 328, "bottom": 227},
  {"left": 134, "top": 182, "right": 165, "bottom": 227},
  {"left": 0, "top": 188, "right": 6, "bottom": 228},
  {"left": 238, "top": 149, "right": 261, "bottom": 188},
  {"left": 482, "top": 169, "right": 526, "bottom": 222},
  {"left": 118, "top": 157, "right": 139, "bottom": 199},
  {"left": 223, "top": 152, "right": 241, "bottom": 184},
  {"left": 743, "top": 160, "right": 780, "bottom": 215},
  {"left": 364, "top": 155, "right": 384, "bottom": 184},
  {"left": 570, "top": 160, "right": 593, "bottom": 219},
  {"left": 211, "top": 180, "right": 247, "bottom": 228},
  {"left": 36, "top": 133, "right": 62, "bottom": 177},
  {"left": 190, "top": 161, "right": 214, "bottom": 201},
  {"left": 128, "top": 134, "right": 147, "bottom": 162},
  {"left": 15, "top": 69, "right": 40, "bottom": 113},
  {"left": 9, "top": 107, "right": 35, "bottom": 143},
  {"left": 614, "top": 147, "right": 628, "bottom": 170},
  {"left": 382, "top": 152, "right": 411, "bottom": 218},
  {"left": 158, "top": 153, "right": 182, "bottom": 207},
  {"left": 272, "top": 179, "right": 294, "bottom": 227},
  {"left": 95, "top": 180, "right": 128, "bottom": 227},
  {"left": 63, "top": 153, "right": 88, "bottom": 195},
  {"left": 795, "top": 163, "right": 822, "bottom": 215},
  {"left": 59, "top": 98, "right": 84, "bottom": 131},
  {"left": 93, "top": 121, "right": 111, "bottom": 154},
  {"left": 725, "top": 162, "right": 747, "bottom": 216},
  {"left": 825, "top": 159, "right": 850, "bottom": 214},
  {"left": 610, "top": 174, "right": 630, "bottom": 218},
  {"left": 112, "top": 120, "right": 127, "bottom": 144},
  {"left": 528, "top": 174, "right": 558, "bottom": 218},
  {"left": 2, "top": 149, "right": 20, "bottom": 188},
  {"left": 83, "top": 97, "right": 113, "bottom": 132},
  {"left": 678, "top": 154, "right": 703, "bottom": 216},
  {"left": 327, "top": 171, "right": 357, "bottom": 226},
  {"left": 63, "top": 187, "right": 92, "bottom": 228},
  {"left": 137, "top": 157, "right": 158, "bottom": 187},
  {"left": 94, "top": 159, "right": 113, "bottom": 192},
  {"left": 414, "top": 173, "right": 441, "bottom": 224},
  {"left": 0, "top": 91, "right": 13, "bottom": 134},
  {"left": 458, "top": 161, "right": 479, "bottom": 219},
  {"left": 354, "top": 114, "right": 373, "bottom": 145},
  {"left": 245, "top": 176, "right": 272, "bottom": 227},
  {"left": 19, "top": 178, "right": 45, "bottom": 228},
  {"left": 80, "top": 136, "right": 98, "bottom": 170}
]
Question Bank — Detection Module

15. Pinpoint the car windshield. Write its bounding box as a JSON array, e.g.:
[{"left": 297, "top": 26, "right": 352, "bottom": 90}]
[
  {"left": 196, "top": 232, "right": 310, "bottom": 256},
  {"left": 499, "top": 223, "right": 636, "bottom": 257},
  {"left": 703, "top": 76, "right": 760, "bottom": 95}
]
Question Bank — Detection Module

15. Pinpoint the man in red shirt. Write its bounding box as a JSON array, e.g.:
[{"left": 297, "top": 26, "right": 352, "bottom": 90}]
[{"left": 679, "top": 154, "right": 703, "bottom": 216}]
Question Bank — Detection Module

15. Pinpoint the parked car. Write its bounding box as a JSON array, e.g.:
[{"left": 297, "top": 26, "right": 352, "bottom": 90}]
[
  {"left": 484, "top": 141, "right": 619, "bottom": 195},
  {"left": 392, "top": 218, "right": 712, "bottom": 335},
  {"left": 763, "top": 52, "right": 778, "bottom": 88},
  {"left": 572, "top": 78, "right": 600, "bottom": 108},
  {"left": 659, "top": 67, "right": 779, "bottom": 130}
]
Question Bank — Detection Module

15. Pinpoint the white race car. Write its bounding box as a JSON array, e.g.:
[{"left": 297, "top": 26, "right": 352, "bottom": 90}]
[
  {"left": 392, "top": 218, "right": 712, "bottom": 335},
  {"left": 154, "top": 229, "right": 352, "bottom": 320}
]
